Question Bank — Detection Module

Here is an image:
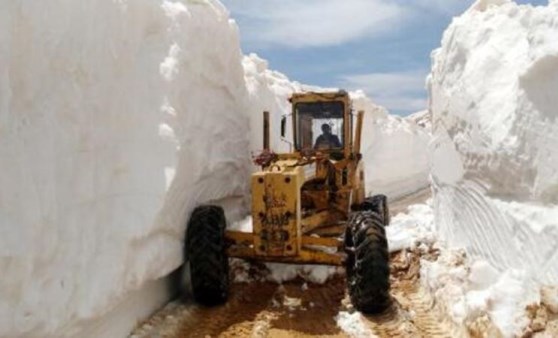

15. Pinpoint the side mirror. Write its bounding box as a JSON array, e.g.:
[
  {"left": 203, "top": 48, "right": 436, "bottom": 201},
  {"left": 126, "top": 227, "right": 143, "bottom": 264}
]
[{"left": 281, "top": 116, "right": 286, "bottom": 138}]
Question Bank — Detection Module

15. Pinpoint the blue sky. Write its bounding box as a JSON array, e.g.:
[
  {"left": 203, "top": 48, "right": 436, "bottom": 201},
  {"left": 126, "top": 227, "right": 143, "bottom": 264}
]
[{"left": 221, "top": 0, "right": 548, "bottom": 115}]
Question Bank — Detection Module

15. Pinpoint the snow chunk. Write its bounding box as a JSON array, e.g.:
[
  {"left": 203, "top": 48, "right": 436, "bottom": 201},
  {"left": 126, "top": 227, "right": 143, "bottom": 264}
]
[
  {"left": 387, "top": 200, "right": 436, "bottom": 253},
  {"left": 265, "top": 263, "right": 340, "bottom": 284},
  {"left": 336, "top": 311, "right": 378, "bottom": 338},
  {"left": 229, "top": 216, "right": 253, "bottom": 232}
]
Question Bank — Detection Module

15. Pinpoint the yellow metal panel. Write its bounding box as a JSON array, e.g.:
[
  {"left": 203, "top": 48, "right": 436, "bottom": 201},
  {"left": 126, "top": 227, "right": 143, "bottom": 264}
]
[
  {"left": 301, "top": 236, "right": 342, "bottom": 248},
  {"left": 225, "top": 231, "right": 254, "bottom": 246},
  {"left": 227, "top": 246, "right": 344, "bottom": 266},
  {"left": 301, "top": 210, "right": 330, "bottom": 233},
  {"left": 251, "top": 167, "right": 303, "bottom": 257},
  {"left": 225, "top": 90, "right": 371, "bottom": 266}
]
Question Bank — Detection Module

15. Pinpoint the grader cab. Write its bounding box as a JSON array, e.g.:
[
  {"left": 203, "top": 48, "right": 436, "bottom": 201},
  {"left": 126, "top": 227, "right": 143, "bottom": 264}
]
[{"left": 185, "top": 90, "right": 391, "bottom": 313}]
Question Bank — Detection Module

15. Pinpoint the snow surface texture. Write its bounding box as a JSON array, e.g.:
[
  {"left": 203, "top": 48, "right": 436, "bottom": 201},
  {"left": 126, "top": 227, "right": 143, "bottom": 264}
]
[
  {"left": 336, "top": 311, "right": 378, "bottom": 338},
  {"left": 243, "top": 54, "right": 302, "bottom": 154},
  {"left": 406, "top": 109, "right": 431, "bottom": 132},
  {"left": 387, "top": 199, "right": 436, "bottom": 253},
  {"left": 0, "top": 1, "right": 252, "bottom": 337},
  {"left": 354, "top": 92, "right": 431, "bottom": 199},
  {"left": 421, "top": 246, "right": 541, "bottom": 337},
  {"left": 429, "top": 0, "right": 558, "bottom": 285},
  {"left": 390, "top": 201, "right": 540, "bottom": 337}
]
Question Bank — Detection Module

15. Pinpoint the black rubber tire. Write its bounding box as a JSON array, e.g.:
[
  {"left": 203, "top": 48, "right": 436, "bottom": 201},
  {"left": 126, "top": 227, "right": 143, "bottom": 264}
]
[
  {"left": 345, "top": 211, "right": 391, "bottom": 313},
  {"left": 361, "top": 194, "right": 390, "bottom": 226},
  {"left": 186, "top": 205, "right": 229, "bottom": 306}
]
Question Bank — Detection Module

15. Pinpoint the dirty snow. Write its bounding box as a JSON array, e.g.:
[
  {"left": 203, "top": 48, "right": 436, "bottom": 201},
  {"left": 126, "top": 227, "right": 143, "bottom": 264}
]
[
  {"left": 353, "top": 92, "right": 431, "bottom": 199},
  {"left": 541, "top": 286, "right": 558, "bottom": 315},
  {"left": 388, "top": 201, "right": 546, "bottom": 337},
  {"left": 421, "top": 247, "right": 541, "bottom": 337},
  {"left": 0, "top": 1, "right": 251, "bottom": 337},
  {"left": 336, "top": 311, "right": 378, "bottom": 338},
  {"left": 429, "top": 0, "right": 558, "bottom": 286}
]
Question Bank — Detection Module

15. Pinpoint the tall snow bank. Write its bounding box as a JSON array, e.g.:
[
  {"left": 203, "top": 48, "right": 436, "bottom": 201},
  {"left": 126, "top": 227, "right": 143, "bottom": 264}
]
[
  {"left": 406, "top": 109, "right": 431, "bottom": 132},
  {"left": 243, "top": 54, "right": 302, "bottom": 153},
  {"left": 354, "top": 92, "right": 431, "bottom": 199},
  {"left": 429, "top": 1, "right": 558, "bottom": 284},
  {"left": 0, "top": 1, "right": 251, "bottom": 337}
]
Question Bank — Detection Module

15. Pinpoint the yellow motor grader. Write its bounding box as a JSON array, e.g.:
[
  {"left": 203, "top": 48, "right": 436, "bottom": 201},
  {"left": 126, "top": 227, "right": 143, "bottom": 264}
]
[{"left": 185, "top": 90, "right": 391, "bottom": 313}]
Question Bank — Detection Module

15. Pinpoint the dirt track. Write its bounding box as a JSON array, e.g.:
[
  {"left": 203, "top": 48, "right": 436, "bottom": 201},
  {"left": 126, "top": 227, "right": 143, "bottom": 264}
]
[{"left": 131, "top": 188, "right": 453, "bottom": 338}]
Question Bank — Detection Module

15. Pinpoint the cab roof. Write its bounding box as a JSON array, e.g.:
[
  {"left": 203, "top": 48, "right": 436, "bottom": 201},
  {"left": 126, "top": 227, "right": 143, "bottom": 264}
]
[{"left": 289, "top": 90, "right": 349, "bottom": 103}]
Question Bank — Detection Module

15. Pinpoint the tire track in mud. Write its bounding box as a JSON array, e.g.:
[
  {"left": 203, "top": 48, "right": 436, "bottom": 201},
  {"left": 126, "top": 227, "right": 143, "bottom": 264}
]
[
  {"left": 378, "top": 283, "right": 452, "bottom": 338},
  {"left": 131, "top": 188, "right": 453, "bottom": 338},
  {"left": 356, "top": 249, "right": 451, "bottom": 338},
  {"left": 132, "top": 252, "right": 452, "bottom": 338},
  {"left": 175, "top": 277, "right": 348, "bottom": 338}
]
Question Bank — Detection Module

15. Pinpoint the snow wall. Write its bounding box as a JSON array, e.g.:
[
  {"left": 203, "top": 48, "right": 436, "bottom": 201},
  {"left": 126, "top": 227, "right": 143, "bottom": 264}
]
[
  {"left": 430, "top": 0, "right": 558, "bottom": 285},
  {"left": 0, "top": 1, "right": 252, "bottom": 337},
  {"left": 355, "top": 94, "right": 431, "bottom": 199},
  {"left": 0, "top": 1, "right": 430, "bottom": 337}
]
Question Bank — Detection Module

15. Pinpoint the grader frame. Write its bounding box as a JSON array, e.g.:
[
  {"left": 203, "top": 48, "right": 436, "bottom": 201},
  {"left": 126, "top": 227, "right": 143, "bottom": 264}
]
[
  {"left": 225, "top": 91, "right": 367, "bottom": 266},
  {"left": 185, "top": 90, "right": 391, "bottom": 313}
]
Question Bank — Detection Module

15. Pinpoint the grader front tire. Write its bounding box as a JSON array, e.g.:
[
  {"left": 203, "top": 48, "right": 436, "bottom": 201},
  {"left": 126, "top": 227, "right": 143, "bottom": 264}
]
[
  {"left": 345, "top": 211, "right": 391, "bottom": 313},
  {"left": 186, "top": 205, "right": 229, "bottom": 306}
]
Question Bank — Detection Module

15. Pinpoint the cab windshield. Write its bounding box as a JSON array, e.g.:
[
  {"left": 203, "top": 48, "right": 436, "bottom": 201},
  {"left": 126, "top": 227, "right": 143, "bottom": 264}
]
[{"left": 295, "top": 101, "right": 344, "bottom": 151}]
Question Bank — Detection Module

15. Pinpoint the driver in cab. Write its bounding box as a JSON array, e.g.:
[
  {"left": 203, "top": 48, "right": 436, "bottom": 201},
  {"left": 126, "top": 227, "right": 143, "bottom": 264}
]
[{"left": 314, "top": 123, "right": 341, "bottom": 150}]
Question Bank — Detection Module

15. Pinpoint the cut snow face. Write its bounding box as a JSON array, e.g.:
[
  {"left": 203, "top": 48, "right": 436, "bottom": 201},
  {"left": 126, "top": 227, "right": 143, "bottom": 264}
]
[
  {"left": 0, "top": 1, "right": 251, "bottom": 337},
  {"left": 336, "top": 311, "right": 378, "bottom": 338},
  {"left": 386, "top": 199, "right": 436, "bottom": 253},
  {"left": 429, "top": 0, "right": 558, "bottom": 285},
  {"left": 352, "top": 91, "right": 431, "bottom": 199}
]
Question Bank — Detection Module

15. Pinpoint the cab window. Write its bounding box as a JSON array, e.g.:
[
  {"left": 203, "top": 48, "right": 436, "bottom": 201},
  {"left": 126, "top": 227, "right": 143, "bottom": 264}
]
[{"left": 295, "top": 101, "right": 344, "bottom": 151}]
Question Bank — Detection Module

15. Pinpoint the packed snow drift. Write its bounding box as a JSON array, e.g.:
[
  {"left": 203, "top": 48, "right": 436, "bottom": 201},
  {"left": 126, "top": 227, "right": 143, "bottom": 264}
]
[
  {"left": 355, "top": 93, "right": 431, "bottom": 199},
  {"left": 430, "top": 0, "right": 558, "bottom": 285},
  {"left": 428, "top": 0, "right": 558, "bottom": 335},
  {"left": 0, "top": 1, "right": 252, "bottom": 337}
]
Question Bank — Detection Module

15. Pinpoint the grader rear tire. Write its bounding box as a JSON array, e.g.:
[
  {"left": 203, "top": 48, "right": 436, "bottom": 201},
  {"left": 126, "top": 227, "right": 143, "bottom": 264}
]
[
  {"left": 345, "top": 211, "right": 391, "bottom": 313},
  {"left": 361, "top": 194, "right": 390, "bottom": 226},
  {"left": 186, "top": 205, "right": 229, "bottom": 306}
]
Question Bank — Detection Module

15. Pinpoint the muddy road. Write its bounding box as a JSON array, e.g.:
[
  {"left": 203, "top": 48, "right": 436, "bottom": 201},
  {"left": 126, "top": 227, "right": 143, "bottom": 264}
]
[{"left": 131, "top": 188, "right": 452, "bottom": 338}]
